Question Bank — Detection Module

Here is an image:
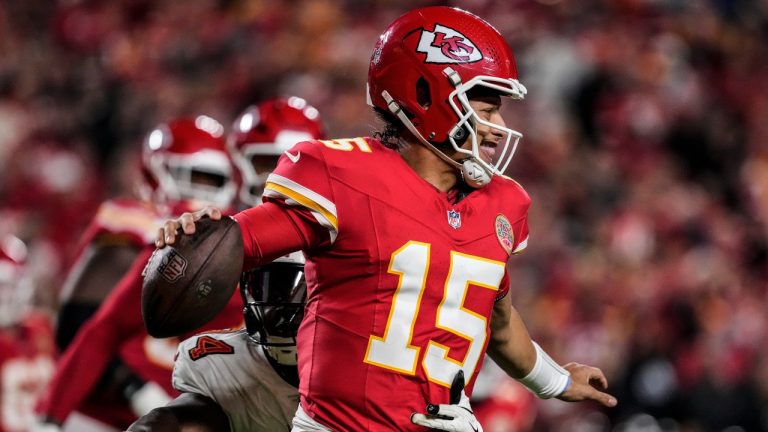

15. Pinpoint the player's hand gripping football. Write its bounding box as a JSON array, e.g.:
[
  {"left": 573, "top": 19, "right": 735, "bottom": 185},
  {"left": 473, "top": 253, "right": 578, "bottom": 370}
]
[
  {"left": 155, "top": 206, "right": 223, "bottom": 247},
  {"left": 410, "top": 370, "right": 483, "bottom": 432},
  {"left": 558, "top": 362, "right": 617, "bottom": 407}
]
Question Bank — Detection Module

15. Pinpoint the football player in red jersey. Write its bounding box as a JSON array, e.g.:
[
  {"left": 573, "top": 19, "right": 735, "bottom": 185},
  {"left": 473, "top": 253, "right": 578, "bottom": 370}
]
[
  {"left": 34, "top": 116, "right": 244, "bottom": 432},
  {"left": 156, "top": 7, "right": 618, "bottom": 432}
]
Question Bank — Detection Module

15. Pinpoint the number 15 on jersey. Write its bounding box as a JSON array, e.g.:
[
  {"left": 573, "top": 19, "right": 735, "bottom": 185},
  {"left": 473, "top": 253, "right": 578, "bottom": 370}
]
[{"left": 364, "top": 241, "right": 506, "bottom": 387}]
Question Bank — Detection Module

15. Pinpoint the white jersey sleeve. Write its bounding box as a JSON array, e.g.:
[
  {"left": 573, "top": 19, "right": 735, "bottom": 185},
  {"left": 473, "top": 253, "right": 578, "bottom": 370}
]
[{"left": 173, "top": 329, "right": 299, "bottom": 432}]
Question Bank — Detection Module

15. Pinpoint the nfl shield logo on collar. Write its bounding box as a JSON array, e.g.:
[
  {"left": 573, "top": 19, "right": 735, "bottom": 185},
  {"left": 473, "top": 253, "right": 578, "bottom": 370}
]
[{"left": 447, "top": 209, "right": 462, "bottom": 229}]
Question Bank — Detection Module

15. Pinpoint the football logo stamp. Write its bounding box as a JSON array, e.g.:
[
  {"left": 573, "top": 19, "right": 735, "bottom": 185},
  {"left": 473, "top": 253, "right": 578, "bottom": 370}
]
[
  {"left": 495, "top": 214, "right": 514, "bottom": 254},
  {"left": 158, "top": 249, "right": 187, "bottom": 283},
  {"left": 196, "top": 279, "right": 213, "bottom": 299}
]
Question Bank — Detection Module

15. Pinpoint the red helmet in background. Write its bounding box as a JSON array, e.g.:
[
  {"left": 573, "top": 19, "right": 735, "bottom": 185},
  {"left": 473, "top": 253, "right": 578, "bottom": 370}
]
[
  {"left": 228, "top": 97, "right": 324, "bottom": 206},
  {"left": 367, "top": 6, "right": 527, "bottom": 187},
  {"left": 140, "top": 115, "right": 237, "bottom": 213}
]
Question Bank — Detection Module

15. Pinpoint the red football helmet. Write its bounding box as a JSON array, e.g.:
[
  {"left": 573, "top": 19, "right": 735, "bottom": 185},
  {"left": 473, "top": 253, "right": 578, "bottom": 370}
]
[
  {"left": 367, "top": 6, "right": 527, "bottom": 187},
  {"left": 228, "top": 97, "right": 324, "bottom": 206},
  {"left": 140, "top": 115, "right": 237, "bottom": 213}
]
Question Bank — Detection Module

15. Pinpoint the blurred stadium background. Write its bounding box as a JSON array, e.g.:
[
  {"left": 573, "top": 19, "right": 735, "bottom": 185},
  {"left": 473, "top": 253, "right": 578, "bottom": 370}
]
[{"left": 1, "top": 0, "right": 767, "bottom": 431}]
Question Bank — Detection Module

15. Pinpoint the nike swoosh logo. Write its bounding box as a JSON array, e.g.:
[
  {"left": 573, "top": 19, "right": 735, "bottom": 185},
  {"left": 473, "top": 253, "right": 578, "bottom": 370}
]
[{"left": 285, "top": 150, "right": 301, "bottom": 163}]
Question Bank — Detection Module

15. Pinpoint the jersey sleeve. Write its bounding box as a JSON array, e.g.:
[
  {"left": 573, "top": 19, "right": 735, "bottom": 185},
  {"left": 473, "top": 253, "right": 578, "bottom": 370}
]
[
  {"left": 261, "top": 140, "right": 339, "bottom": 243},
  {"left": 511, "top": 213, "right": 529, "bottom": 254},
  {"left": 496, "top": 272, "right": 510, "bottom": 302},
  {"left": 506, "top": 179, "right": 531, "bottom": 255},
  {"left": 234, "top": 202, "right": 328, "bottom": 269},
  {"left": 171, "top": 337, "right": 211, "bottom": 397}
]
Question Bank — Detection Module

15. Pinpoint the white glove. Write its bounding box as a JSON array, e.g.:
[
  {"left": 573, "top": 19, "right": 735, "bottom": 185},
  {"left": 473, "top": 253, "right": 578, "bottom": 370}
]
[
  {"left": 410, "top": 370, "right": 483, "bottom": 432},
  {"left": 129, "top": 381, "right": 173, "bottom": 416}
]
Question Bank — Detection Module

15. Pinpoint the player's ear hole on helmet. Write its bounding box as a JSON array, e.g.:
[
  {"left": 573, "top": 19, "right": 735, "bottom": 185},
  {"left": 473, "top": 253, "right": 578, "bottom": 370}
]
[
  {"left": 451, "top": 126, "right": 468, "bottom": 143},
  {"left": 416, "top": 77, "right": 431, "bottom": 109}
]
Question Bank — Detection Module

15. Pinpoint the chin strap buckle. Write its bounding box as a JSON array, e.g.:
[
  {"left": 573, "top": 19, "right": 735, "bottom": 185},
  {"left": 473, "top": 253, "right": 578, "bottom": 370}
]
[{"left": 461, "top": 159, "right": 491, "bottom": 188}]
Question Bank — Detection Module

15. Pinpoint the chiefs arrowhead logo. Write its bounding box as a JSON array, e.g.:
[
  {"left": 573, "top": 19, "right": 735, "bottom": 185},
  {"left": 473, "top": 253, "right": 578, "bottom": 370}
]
[{"left": 416, "top": 24, "right": 482, "bottom": 64}]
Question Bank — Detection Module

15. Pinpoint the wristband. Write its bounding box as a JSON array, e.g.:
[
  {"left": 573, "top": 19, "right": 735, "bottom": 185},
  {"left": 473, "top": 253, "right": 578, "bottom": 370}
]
[{"left": 517, "top": 342, "right": 570, "bottom": 399}]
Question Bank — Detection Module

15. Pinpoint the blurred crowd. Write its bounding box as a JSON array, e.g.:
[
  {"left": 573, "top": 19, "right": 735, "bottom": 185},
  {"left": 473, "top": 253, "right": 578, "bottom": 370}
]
[{"left": 0, "top": 0, "right": 767, "bottom": 431}]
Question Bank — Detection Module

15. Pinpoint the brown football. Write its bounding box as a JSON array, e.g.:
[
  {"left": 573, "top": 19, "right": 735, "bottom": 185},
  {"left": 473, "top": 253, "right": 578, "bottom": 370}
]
[{"left": 141, "top": 216, "right": 243, "bottom": 338}]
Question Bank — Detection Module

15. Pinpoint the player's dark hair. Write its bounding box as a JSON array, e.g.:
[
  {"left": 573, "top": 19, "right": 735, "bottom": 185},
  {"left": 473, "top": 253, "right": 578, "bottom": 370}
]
[
  {"left": 372, "top": 107, "right": 404, "bottom": 150},
  {"left": 372, "top": 107, "right": 457, "bottom": 153}
]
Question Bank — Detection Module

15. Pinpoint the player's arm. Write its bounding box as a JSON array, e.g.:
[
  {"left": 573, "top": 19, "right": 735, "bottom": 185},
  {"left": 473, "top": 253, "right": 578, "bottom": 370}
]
[
  {"left": 57, "top": 241, "right": 141, "bottom": 349},
  {"left": 157, "top": 140, "right": 333, "bottom": 260},
  {"left": 487, "top": 294, "right": 617, "bottom": 407},
  {"left": 127, "top": 392, "right": 230, "bottom": 432},
  {"left": 156, "top": 202, "right": 325, "bottom": 267},
  {"left": 36, "top": 248, "right": 157, "bottom": 424},
  {"left": 58, "top": 240, "right": 172, "bottom": 419}
]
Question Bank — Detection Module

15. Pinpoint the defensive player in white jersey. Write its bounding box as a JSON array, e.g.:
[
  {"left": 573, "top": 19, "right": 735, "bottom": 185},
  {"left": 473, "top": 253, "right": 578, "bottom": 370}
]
[{"left": 128, "top": 252, "right": 306, "bottom": 432}]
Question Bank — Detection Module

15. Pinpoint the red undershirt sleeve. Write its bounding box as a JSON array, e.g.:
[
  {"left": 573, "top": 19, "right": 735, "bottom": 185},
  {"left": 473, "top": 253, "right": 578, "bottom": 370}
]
[{"left": 233, "top": 201, "right": 328, "bottom": 269}]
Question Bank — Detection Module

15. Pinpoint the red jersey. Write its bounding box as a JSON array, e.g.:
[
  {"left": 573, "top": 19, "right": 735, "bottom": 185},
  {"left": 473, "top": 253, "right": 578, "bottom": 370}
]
[
  {"left": 38, "top": 247, "right": 244, "bottom": 428},
  {"left": 50, "top": 198, "right": 166, "bottom": 427},
  {"left": 246, "top": 137, "right": 530, "bottom": 431},
  {"left": 72, "top": 198, "right": 162, "bottom": 256}
]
